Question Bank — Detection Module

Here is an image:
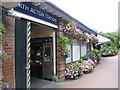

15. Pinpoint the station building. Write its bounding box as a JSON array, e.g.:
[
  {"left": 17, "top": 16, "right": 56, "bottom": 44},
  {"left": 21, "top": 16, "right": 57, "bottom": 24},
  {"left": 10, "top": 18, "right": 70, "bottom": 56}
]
[{"left": 0, "top": 1, "right": 97, "bottom": 88}]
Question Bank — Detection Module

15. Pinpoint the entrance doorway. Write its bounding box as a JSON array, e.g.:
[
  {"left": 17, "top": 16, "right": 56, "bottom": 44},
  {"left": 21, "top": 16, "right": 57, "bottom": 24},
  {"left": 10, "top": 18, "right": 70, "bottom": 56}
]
[
  {"left": 30, "top": 23, "right": 56, "bottom": 88},
  {"left": 15, "top": 19, "right": 57, "bottom": 88}
]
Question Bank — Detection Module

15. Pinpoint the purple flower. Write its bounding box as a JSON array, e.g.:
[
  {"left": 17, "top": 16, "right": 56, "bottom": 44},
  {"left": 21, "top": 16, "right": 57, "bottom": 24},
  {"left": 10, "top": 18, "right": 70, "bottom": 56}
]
[
  {"left": 102, "top": 53, "right": 107, "bottom": 55},
  {"left": 6, "top": 83, "right": 9, "bottom": 88},
  {"left": 0, "top": 50, "right": 5, "bottom": 53}
]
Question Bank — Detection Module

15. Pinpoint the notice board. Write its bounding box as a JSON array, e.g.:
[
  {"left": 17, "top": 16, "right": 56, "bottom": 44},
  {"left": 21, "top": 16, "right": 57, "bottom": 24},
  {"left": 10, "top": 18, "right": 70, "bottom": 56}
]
[{"left": 72, "top": 44, "right": 80, "bottom": 61}]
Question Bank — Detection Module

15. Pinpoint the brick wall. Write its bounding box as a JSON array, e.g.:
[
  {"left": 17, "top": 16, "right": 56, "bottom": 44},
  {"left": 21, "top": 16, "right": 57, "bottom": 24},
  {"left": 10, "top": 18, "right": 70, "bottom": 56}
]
[{"left": 2, "top": 15, "right": 15, "bottom": 88}]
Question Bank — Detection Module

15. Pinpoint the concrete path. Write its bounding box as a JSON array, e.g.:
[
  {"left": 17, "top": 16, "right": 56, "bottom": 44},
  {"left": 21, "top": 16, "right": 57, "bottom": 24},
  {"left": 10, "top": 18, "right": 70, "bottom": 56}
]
[
  {"left": 42, "top": 52, "right": 119, "bottom": 88},
  {"left": 60, "top": 53, "right": 118, "bottom": 88}
]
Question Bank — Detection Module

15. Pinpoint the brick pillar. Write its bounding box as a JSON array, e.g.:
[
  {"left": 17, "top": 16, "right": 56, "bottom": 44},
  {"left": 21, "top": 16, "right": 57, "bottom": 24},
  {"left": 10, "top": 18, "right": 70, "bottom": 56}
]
[
  {"left": 2, "top": 15, "right": 15, "bottom": 88},
  {"left": 57, "top": 22, "right": 66, "bottom": 82}
]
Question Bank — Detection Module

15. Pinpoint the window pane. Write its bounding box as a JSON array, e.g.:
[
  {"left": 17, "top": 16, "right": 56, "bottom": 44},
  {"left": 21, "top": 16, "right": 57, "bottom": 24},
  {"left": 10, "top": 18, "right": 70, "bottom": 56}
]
[
  {"left": 72, "top": 44, "right": 80, "bottom": 61},
  {"left": 81, "top": 44, "right": 87, "bottom": 56}
]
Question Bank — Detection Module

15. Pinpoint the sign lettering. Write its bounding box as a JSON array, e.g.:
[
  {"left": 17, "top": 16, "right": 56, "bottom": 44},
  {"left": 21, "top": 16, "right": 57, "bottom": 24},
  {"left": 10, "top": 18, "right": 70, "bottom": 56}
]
[{"left": 14, "top": 2, "right": 58, "bottom": 24}]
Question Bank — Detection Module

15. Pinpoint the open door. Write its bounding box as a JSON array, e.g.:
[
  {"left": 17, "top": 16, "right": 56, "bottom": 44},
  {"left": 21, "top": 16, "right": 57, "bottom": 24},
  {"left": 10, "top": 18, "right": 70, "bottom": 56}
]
[
  {"left": 15, "top": 19, "right": 31, "bottom": 88},
  {"left": 43, "top": 42, "right": 54, "bottom": 80}
]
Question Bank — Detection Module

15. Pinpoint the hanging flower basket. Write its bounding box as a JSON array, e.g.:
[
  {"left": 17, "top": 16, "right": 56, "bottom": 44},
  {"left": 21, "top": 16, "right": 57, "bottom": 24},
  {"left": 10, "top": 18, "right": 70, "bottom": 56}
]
[
  {"left": 63, "top": 22, "right": 97, "bottom": 43},
  {"left": 89, "top": 34, "right": 99, "bottom": 43}
]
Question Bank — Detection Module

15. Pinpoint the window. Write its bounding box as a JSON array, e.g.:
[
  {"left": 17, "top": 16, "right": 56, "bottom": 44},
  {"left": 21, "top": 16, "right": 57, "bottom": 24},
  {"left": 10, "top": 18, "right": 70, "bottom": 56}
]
[
  {"left": 72, "top": 44, "right": 81, "bottom": 61},
  {"left": 66, "top": 44, "right": 81, "bottom": 63},
  {"left": 81, "top": 44, "right": 87, "bottom": 56}
]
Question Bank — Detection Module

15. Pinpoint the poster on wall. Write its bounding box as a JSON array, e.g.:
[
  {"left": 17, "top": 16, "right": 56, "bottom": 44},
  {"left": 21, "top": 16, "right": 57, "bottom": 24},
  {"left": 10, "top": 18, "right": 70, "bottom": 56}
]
[
  {"left": 72, "top": 44, "right": 80, "bottom": 61},
  {"left": 81, "top": 44, "right": 87, "bottom": 56},
  {"left": 66, "top": 44, "right": 71, "bottom": 63}
]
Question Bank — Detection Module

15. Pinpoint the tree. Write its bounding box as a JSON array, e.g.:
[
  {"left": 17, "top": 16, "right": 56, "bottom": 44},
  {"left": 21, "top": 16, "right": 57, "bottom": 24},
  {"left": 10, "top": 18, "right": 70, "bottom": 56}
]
[{"left": 97, "top": 31, "right": 119, "bottom": 46}]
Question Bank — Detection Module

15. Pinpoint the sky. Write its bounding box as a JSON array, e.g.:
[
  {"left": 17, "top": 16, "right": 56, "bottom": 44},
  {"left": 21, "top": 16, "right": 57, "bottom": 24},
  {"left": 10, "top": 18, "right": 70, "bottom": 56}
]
[{"left": 49, "top": 0, "right": 119, "bottom": 32}]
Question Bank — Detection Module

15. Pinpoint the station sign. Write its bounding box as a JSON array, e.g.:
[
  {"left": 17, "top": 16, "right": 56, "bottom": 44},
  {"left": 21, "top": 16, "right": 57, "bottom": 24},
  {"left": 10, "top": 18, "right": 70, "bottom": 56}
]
[{"left": 14, "top": 2, "right": 58, "bottom": 25}]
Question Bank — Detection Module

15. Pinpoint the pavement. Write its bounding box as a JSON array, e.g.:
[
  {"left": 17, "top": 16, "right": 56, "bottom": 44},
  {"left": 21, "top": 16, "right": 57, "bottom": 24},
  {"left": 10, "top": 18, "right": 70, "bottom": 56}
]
[
  {"left": 60, "top": 53, "right": 119, "bottom": 88},
  {"left": 39, "top": 51, "right": 119, "bottom": 88}
]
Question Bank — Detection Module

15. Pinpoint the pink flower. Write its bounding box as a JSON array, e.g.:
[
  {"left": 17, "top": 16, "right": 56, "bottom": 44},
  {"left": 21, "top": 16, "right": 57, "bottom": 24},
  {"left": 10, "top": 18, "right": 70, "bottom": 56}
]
[
  {"left": 75, "top": 68, "right": 79, "bottom": 70},
  {"left": 74, "top": 74, "right": 76, "bottom": 76},
  {"left": 5, "top": 42, "right": 9, "bottom": 46}
]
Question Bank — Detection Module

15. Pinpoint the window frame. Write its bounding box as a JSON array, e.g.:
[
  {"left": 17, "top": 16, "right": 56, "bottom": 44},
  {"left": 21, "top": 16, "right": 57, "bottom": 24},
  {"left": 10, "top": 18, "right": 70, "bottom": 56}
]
[{"left": 72, "top": 44, "right": 81, "bottom": 62}]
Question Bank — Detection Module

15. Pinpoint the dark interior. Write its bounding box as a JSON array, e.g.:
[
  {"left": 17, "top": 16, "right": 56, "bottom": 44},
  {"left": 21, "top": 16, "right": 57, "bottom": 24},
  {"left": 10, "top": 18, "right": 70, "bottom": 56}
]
[{"left": 30, "top": 37, "right": 53, "bottom": 80}]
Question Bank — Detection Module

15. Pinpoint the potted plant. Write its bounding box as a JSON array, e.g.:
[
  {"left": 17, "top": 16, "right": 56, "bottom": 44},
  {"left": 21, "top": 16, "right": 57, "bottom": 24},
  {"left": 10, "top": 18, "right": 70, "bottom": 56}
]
[{"left": 81, "top": 55, "right": 89, "bottom": 60}]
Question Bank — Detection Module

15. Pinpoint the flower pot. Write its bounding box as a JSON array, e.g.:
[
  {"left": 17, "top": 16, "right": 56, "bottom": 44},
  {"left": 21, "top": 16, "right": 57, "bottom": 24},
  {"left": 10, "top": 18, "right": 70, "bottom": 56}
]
[
  {"left": 65, "top": 76, "right": 72, "bottom": 79},
  {"left": 83, "top": 70, "right": 92, "bottom": 74},
  {"left": 96, "top": 61, "right": 101, "bottom": 65},
  {"left": 78, "top": 73, "right": 84, "bottom": 76}
]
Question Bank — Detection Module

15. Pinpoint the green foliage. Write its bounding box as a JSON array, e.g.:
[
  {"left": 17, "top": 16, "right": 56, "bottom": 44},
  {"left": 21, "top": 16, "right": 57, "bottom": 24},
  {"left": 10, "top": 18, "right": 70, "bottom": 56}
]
[
  {"left": 0, "top": 24, "right": 6, "bottom": 44},
  {"left": 61, "top": 50, "right": 69, "bottom": 58},
  {"left": 0, "top": 50, "right": 10, "bottom": 61},
  {"left": 59, "top": 36, "right": 70, "bottom": 58},
  {"left": 78, "top": 59, "right": 84, "bottom": 64},
  {"left": 92, "top": 49, "right": 101, "bottom": 61},
  {"left": 0, "top": 82, "right": 7, "bottom": 88},
  {"left": 0, "top": 24, "right": 6, "bottom": 34},
  {"left": 59, "top": 36, "right": 70, "bottom": 49},
  {"left": 87, "top": 51, "right": 97, "bottom": 62},
  {"left": 81, "top": 55, "right": 89, "bottom": 60},
  {"left": 101, "top": 43, "right": 118, "bottom": 55},
  {"left": 98, "top": 31, "right": 119, "bottom": 45},
  {"left": 81, "top": 51, "right": 97, "bottom": 63}
]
